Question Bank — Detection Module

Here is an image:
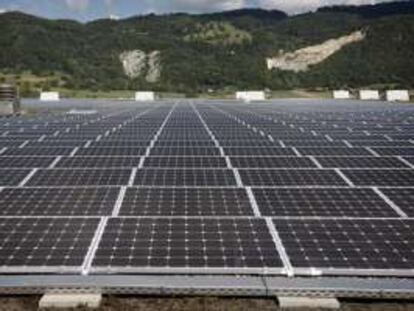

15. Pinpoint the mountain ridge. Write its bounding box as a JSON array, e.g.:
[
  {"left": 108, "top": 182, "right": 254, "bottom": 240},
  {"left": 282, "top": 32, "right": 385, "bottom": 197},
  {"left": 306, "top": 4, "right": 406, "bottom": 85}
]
[{"left": 0, "top": 1, "right": 413, "bottom": 93}]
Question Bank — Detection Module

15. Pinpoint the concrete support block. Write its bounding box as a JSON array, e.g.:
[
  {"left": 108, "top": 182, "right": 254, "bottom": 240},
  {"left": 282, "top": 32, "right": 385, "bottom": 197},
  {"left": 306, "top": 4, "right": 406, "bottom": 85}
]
[
  {"left": 278, "top": 296, "right": 340, "bottom": 309},
  {"left": 39, "top": 293, "right": 102, "bottom": 309}
]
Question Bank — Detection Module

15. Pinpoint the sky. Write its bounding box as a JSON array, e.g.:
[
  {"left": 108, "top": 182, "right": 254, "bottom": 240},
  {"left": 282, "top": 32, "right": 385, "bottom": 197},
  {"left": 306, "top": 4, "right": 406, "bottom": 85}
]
[{"left": 0, "top": 0, "right": 395, "bottom": 21}]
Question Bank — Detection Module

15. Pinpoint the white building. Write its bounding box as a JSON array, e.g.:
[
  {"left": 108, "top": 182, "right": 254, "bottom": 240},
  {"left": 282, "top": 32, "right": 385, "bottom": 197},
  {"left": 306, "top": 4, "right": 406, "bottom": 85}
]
[
  {"left": 40, "top": 92, "right": 60, "bottom": 101},
  {"left": 333, "top": 90, "right": 350, "bottom": 99},
  {"left": 135, "top": 92, "right": 155, "bottom": 101},
  {"left": 236, "top": 91, "right": 266, "bottom": 102},
  {"left": 359, "top": 90, "right": 380, "bottom": 100},
  {"left": 386, "top": 90, "right": 410, "bottom": 102}
]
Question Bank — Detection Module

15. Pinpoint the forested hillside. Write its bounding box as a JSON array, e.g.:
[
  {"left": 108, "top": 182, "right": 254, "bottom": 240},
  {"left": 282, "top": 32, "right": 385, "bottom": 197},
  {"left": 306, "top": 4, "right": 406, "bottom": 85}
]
[{"left": 0, "top": 1, "right": 413, "bottom": 94}]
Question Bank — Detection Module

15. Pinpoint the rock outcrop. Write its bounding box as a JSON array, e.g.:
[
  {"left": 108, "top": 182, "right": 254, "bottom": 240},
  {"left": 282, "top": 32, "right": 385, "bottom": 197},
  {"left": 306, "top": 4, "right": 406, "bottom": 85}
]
[
  {"left": 266, "top": 30, "right": 365, "bottom": 72},
  {"left": 119, "top": 50, "right": 161, "bottom": 82}
]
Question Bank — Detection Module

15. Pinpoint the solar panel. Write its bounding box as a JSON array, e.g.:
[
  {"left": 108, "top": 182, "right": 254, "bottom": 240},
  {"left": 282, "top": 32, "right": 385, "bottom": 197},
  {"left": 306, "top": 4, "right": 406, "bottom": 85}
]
[
  {"left": 0, "top": 187, "right": 119, "bottom": 215},
  {"left": 379, "top": 188, "right": 414, "bottom": 217},
  {"left": 281, "top": 141, "right": 346, "bottom": 147},
  {"left": 224, "top": 148, "right": 295, "bottom": 156},
  {"left": 76, "top": 147, "right": 146, "bottom": 156},
  {"left": 253, "top": 188, "right": 397, "bottom": 217},
  {"left": 92, "top": 218, "right": 283, "bottom": 272},
  {"left": 143, "top": 157, "right": 227, "bottom": 168},
  {"left": 316, "top": 157, "right": 408, "bottom": 168},
  {"left": 26, "top": 169, "right": 132, "bottom": 186},
  {"left": 120, "top": 188, "right": 253, "bottom": 216},
  {"left": 273, "top": 218, "right": 414, "bottom": 276},
  {"left": 154, "top": 140, "right": 216, "bottom": 147},
  {"left": 149, "top": 147, "right": 220, "bottom": 156},
  {"left": 230, "top": 157, "right": 316, "bottom": 168},
  {"left": 373, "top": 148, "right": 414, "bottom": 156},
  {"left": 0, "top": 217, "right": 99, "bottom": 272},
  {"left": 342, "top": 169, "right": 414, "bottom": 187},
  {"left": 133, "top": 169, "right": 237, "bottom": 186},
  {"left": 2, "top": 147, "right": 74, "bottom": 156},
  {"left": 0, "top": 156, "right": 55, "bottom": 168},
  {"left": 239, "top": 169, "right": 348, "bottom": 186},
  {"left": 56, "top": 156, "right": 141, "bottom": 168},
  {"left": 297, "top": 148, "right": 372, "bottom": 156},
  {"left": 0, "top": 169, "right": 31, "bottom": 186},
  {"left": 404, "top": 157, "right": 414, "bottom": 166}
]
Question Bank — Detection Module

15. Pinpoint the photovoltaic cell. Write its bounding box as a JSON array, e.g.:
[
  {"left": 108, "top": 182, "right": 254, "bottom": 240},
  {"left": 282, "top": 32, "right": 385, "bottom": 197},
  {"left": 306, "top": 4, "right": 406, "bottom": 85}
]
[
  {"left": 0, "top": 156, "right": 55, "bottom": 168},
  {"left": 133, "top": 169, "right": 237, "bottom": 186},
  {"left": 56, "top": 156, "right": 141, "bottom": 168},
  {"left": 120, "top": 188, "right": 253, "bottom": 216},
  {"left": 143, "top": 157, "right": 227, "bottom": 168},
  {"left": 230, "top": 157, "right": 316, "bottom": 168},
  {"left": 239, "top": 169, "right": 347, "bottom": 186},
  {"left": 253, "top": 188, "right": 397, "bottom": 217},
  {"left": 92, "top": 218, "right": 283, "bottom": 271},
  {"left": 274, "top": 218, "right": 414, "bottom": 274},
  {"left": 0, "top": 187, "right": 119, "bottom": 216},
  {"left": 26, "top": 169, "right": 132, "bottom": 186},
  {"left": 342, "top": 169, "right": 414, "bottom": 187},
  {"left": 316, "top": 157, "right": 408, "bottom": 168},
  {"left": 379, "top": 188, "right": 414, "bottom": 217},
  {"left": 0, "top": 169, "right": 31, "bottom": 186},
  {"left": 0, "top": 217, "right": 99, "bottom": 271}
]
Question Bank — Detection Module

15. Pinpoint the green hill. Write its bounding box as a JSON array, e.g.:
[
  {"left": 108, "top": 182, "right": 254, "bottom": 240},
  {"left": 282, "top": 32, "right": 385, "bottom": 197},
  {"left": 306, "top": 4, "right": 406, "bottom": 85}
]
[{"left": 0, "top": 1, "right": 413, "bottom": 94}]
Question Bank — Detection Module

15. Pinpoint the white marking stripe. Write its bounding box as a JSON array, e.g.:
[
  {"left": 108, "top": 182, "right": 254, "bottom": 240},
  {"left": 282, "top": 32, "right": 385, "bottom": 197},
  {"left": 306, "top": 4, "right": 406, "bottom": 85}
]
[
  {"left": 373, "top": 187, "right": 408, "bottom": 218},
  {"left": 70, "top": 147, "right": 79, "bottom": 157},
  {"left": 49, "top": 156, "right": 62, "bottom": 168},
  {"left": 291, "top": 147, "right": 302, "bottom": 157},
  {"left": 334, "top": 168, "right": 355, "bottom": 187},
  {"left": 138, "top": 157, "right": 146, "bottom": 169},
  {"left": 366, "top": 147, "right": 380, "bottom": 157},
  {"left": 112, "top": 186, "right": 127, "bottom": 216},
  {"left": 398, "top": 156, "right": 414, "bottom": 169},
  {"left": 19, "top": 140, "right": 29, "bottom": 148},
  {"left": 81, "top": 217, "right": 108, "bottom": 275},
  {"left": 309, "top": 156, "right": 323, "bottom": 169},
  {"left": 246, "top": 187, "right": 261, "bottom": 217},
  {"left": 0, "top": 147, "right": 7, "bottom": 155},
  {"left": 19, "top": 168, "right": 39, "bottom": 187},
  {"left": 128, "top": 168, "right": 138, "bottom": 186},
  {"left": 265, "top": 218, "right": 294, "bottom": 277},
  {"left": 38, "top": 135, "right": 46, "bottom": 142},
  {"left": 343, "top": 140, "right": 353, "bottom": 148}
]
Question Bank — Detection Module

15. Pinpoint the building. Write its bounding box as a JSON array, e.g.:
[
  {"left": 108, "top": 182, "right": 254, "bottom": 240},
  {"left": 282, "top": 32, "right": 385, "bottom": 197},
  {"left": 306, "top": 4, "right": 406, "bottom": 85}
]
[
  {"left": 359, "top": 90, "right": 380, "bottom": 100},
  {"left": 135, "top": 92, "right": 155, "bottom": 101},
  {"left": 236, "top": 91, "right": 266, "bottom": 102},
  {"left": 0, "top": 84, "right": 20, "bottom": 115},
  {"left": 386, "top": 90, "right": 410, "bottom": 102},
  {"left": 40, "top": 92, "right": 60, "bottom": 101},
  {"left": 333, "top": 90, "right": 351, "bottom": 99}
]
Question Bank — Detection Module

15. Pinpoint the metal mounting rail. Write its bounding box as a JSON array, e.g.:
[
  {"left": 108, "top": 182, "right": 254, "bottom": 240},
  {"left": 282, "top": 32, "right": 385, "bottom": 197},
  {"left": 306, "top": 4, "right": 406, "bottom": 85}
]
[{"left": 0, "top": 275, "right": 414, "bottom": 299}]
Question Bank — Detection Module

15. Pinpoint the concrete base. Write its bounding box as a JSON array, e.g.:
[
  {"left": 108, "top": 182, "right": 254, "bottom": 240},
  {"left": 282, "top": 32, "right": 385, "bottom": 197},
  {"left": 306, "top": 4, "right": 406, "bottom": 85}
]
[
  {"left": 39, "top": 293, "right": 102, "bottom": 309},
  {"left": 278, "top": 297, "right": 340, "bottom": 309}
]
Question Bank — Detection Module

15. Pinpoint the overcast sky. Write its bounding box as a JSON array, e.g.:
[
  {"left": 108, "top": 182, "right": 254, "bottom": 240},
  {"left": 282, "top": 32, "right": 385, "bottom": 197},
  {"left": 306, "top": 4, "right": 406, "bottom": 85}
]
[{"left": 0, "top": 0, "right": 395, "bottom": 20}]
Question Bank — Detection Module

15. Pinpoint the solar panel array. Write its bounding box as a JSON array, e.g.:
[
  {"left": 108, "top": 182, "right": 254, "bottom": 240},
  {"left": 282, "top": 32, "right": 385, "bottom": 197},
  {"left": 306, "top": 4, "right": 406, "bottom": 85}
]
[{"left": 0, "top": 100, "right": 413, "bottom": 278}]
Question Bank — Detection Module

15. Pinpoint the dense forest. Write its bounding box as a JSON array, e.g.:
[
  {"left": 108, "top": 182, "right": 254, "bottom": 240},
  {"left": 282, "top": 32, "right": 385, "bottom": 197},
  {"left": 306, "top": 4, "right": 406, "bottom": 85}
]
[{"left": 0, "top": 1, "right": 413, "bottom": 94}]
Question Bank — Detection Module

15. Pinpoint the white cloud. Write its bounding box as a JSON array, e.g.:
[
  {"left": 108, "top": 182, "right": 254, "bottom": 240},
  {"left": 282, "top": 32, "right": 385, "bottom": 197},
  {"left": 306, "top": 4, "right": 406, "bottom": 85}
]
[
  {"left": 258, "top": 0, "right": 389, "bottom": 14},
  {"left": 153, "top": 0, "right": 246, "bottom": 13},
  {"left": 0, "top": 8, "right": 7, "bottom": 14},
  {"left": 65, "top": 0, "right": 89, "bottom": 12}
]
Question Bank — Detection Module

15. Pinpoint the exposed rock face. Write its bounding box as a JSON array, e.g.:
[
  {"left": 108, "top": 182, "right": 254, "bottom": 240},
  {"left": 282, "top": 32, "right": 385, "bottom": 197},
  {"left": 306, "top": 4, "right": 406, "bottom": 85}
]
[
  {"left": 266, "top": 30, "right": 365, "bottom": 72},
  {"left": 146, "top": 51, "right": 161, "bottom": 83},
  {"left": 119, "top": 50, "right": 161, "bottom": 82}
]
